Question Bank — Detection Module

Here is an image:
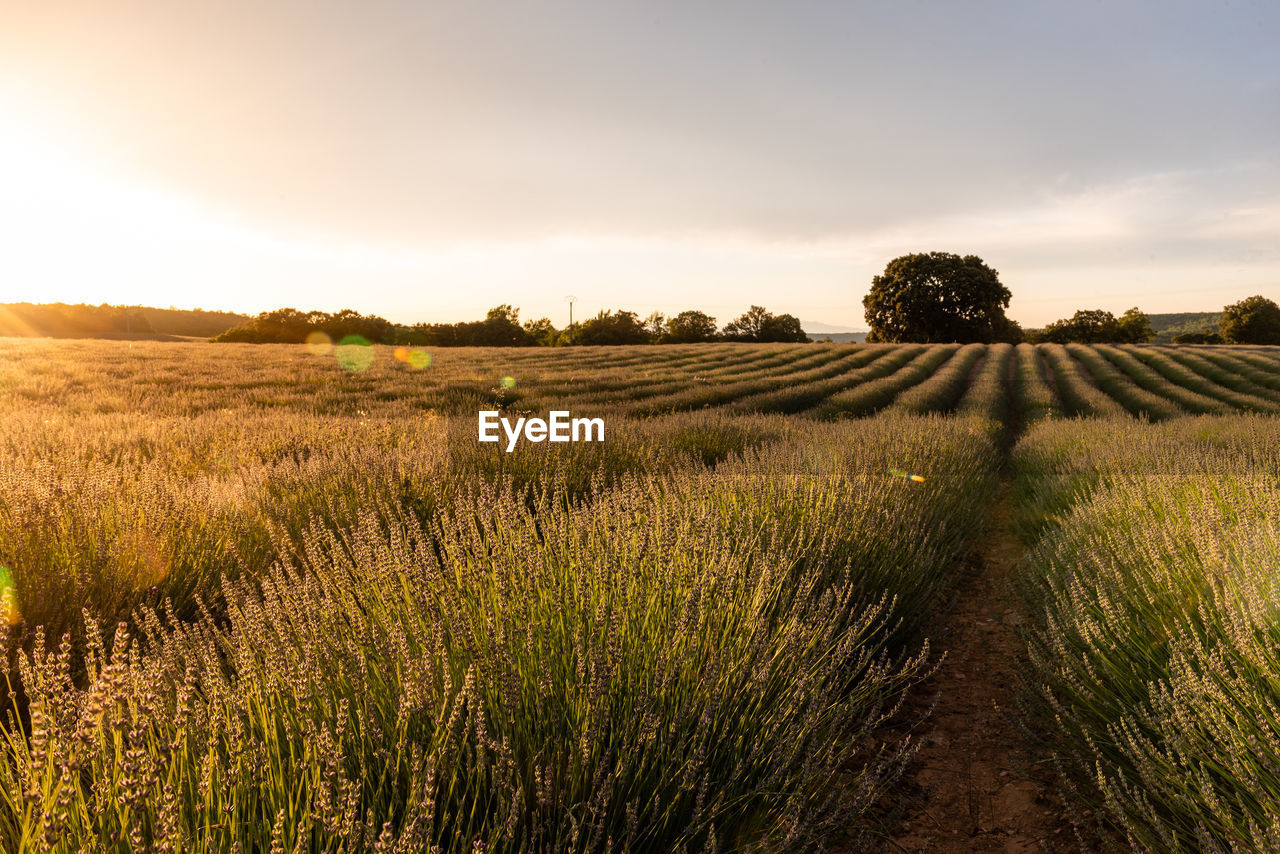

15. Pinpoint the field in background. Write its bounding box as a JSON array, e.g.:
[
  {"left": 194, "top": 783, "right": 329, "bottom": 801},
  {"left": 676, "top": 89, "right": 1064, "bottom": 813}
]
[{"left": 0, "top": 338, "right": 1278, "bottom": 851}]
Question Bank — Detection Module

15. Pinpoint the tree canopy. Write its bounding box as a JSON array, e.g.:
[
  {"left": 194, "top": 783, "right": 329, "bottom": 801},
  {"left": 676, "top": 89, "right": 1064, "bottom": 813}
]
[
  {"left": 863, "top": 252, "right": 1014, "bottom": 343},
  {"left": 1040, "top": 307, "right": 1154, "bottom": 344},
  {"left": 1219, "top": 295, "right": 1280, "bottom": 345},
  {"left": 721, "top": 306, "right": 808, "bottom": 343},
  {"left": 214, "top": 308, "right": 396, "bottom": 344},
  {"left": 663, "top": 310, "right": 718, "bottom": 343},
  {"left": 570, "top": 310, "right": 651, "bottom": 345}
]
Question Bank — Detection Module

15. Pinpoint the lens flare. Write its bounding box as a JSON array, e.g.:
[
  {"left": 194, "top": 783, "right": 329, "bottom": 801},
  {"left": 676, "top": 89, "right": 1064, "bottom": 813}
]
[
  {"left": 305, "top": 330, "right": 333, "bottom": 355},
  {"left": 393, "top": 347, "right": 431, "bottom": 369},
  {"left": 0, "top": 566, "right": 19, "bottom": 626},
  {"left": 335, "top": 335, "right": 375, "bottom": 372},
  {"left": 889, "top": 468, "right": 926, "bottom": 483},
  {"left": 500, "top": 375, "right": 516, "bottom": 389}
]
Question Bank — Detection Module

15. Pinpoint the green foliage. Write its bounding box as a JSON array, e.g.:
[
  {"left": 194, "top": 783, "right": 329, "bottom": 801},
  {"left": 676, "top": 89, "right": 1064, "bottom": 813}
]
[
  {"left": 1011, "top": 344, "right": 1063, "bottom": 424},
  {"left": 215, "top": 307, "right": 397, "bottom": 345},
  {"left": 1151, "top": 311, "right": 1223, "bottom": 343},
  {"left": 521, "top": 316, "right": 558, "bottom": 347},
  {"left": 812, "top": 345, "right": 960, "bottom": 418},
  {"left": 569, "top": 310, "right": 651, "bottom": 345},
  {"left": 1220, "top": 295, "right": 1280, "bottom": 344},
  {"left": 1041, "top": 307, "right": 1155, "bottom": 344},
  {"left": 953, "top": 342, "right": 1014, "bottom": 423},
  {"left": 863, "top": 252, "right": 1013, "bottom": 343},
  {"left": 1171, "top": 330, "right": 1223, "bottom": 344},
  {"left": 720, "top": 306, "right": 808, "bottom": 343},
  {"left": 1013, "top": 417, "right": 1280, "bottom": 849},
  {"left": 892, "top": 342, "right": 988, "bottom": 415},
  {"left": 1115, "top": 307, "right": 1155, "bottom": 343},
  {"left": 662, "top": 310, "right": 718, "bottom": 343},
  {"left": 2, "top": 338, "right": 1280, "bottom": 849},
  {"left": 0, "top": 409, "right": 999, "bottom": 852},
  {"left": 406, "top": 305, "right": 536, "bottom": 347},
  {"left": 1064, "top": 344, "right": 1184, "bottom": 420}
]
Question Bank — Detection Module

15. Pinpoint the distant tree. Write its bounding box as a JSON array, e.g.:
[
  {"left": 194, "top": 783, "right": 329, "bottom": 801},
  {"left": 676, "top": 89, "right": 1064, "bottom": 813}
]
[
  {"left": 215, "top": 307, "right": 398, "bottom": 344},
  {"left": 1041, "top": 309, "right": 1121, "bottom": 344},
  {"left": 321, "top": 308, "right": 396, "bottom": 344},
  {"left": 474, "top": 305, "right": 533, "bottom": 345},
  {"left": 484, "top": 304, "right": 516, "bottom": 324},
  {"left": 1114, "top": 307, "right": 1155, "bottom": 343},
  {"left": 1220, "top": 295, "right": 1280, "bottom": 345},
  {"left": 553, "top": 324, "right": 580, "bottom": 347},
  {"left": 722, "top": 306, "right": 809, "bottom": 343},
  {"left": 407, "top": 305, "right": 535, "bottom": 347},
  {"left": 522, "top": 316, "right": 558, "bottom": 347},
  {"left": 572, "top": 310, "right": 650, "bottom": 345},
  {"left": 1172, "top": 331, "right": 1224, "bottom": 344},
  {"left": 663, "top": 310, "right": 719, "bottom": 343},
  {"left": 863, "top": 252, "right": 1012, "bottom": 343},
  {"left": 642, "top": 312, "right": 666, "bottom": 342},
  {"left": 722, "top": 305, "right": 771, "bottom": 341},
  {"left": 215, "top": 308, "right": 313, "bottom": 343},
  {"left": 760, "top": 312, "right": 808, "bottom": 343}
]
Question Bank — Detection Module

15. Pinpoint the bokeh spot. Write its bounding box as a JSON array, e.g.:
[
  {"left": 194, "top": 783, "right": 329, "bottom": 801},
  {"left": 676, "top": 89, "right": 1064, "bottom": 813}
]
[
  {"left": 335, "top": 335, "right": 375, "bottom": 372},
  {"left": 305, "top": 330, "right": 333, "bottom": 356},
  {"left": 0, "top": 566, "right": 19, "bottom": 626}
]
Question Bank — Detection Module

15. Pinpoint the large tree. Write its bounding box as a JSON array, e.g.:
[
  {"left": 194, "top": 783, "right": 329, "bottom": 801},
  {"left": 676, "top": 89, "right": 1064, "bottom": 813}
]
[
  {"left": 1220, "top": 295, "right": 1280, "bottom": 345},
  {"left": 863, "top": 252, "right": 1013, "bottom": 343}
]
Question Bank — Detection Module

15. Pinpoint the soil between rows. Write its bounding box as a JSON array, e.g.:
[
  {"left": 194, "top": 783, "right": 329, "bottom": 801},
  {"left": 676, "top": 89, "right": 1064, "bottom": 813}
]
[{"left": 883, "top": 480, "right": 1075, "bottom": 853}]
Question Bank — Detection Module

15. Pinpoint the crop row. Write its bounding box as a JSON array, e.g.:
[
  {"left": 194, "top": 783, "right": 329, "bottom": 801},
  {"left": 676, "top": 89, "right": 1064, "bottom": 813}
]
[
  {"left": 3, "top": 339, "right": 1278, "bottom": 422},
  {"left": 1013, "top": 416, "right": 1280, "bottom": 849},
  {"left": 0, "top": 412, "right": 1001, "bottom": 851}
]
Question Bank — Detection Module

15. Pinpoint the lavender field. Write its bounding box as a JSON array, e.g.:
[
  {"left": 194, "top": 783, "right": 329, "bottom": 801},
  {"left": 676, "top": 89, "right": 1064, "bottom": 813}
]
[{"left": 0, "top": 338, "right": 1278, "bottom": 851}]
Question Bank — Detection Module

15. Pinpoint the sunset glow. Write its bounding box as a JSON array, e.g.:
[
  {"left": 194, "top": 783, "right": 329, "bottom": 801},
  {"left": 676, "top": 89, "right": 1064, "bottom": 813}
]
[{"left": 1, "top": 2, "right": 1275, "bottom": 327}]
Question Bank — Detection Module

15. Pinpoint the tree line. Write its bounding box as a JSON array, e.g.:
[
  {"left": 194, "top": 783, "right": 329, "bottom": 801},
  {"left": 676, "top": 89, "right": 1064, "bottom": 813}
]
[
  {"left": 0, "top": 303, "right": 249, "bottom": 339},
  {"left": 213, "top": 304, "right": 811, "bottom": 346},
  {"left": 862, "top": 252, "right": 1280, "bottom": 345}
]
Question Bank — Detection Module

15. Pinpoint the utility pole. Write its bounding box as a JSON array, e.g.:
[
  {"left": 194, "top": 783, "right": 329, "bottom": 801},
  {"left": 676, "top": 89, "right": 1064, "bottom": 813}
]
[{"left": 565, "top": 295, "right": 577, "bottom": 345}]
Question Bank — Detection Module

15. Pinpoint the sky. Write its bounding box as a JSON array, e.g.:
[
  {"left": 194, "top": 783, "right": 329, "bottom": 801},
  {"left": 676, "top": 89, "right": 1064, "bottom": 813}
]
[{"left": 0, "top": 0, "right": 1276, "bottom": 329}]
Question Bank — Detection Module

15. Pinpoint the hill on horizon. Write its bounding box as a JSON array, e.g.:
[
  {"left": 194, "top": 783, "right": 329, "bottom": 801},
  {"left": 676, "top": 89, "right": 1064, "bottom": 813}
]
[
  {"left": 1148, "top": 311, "right": 1221, "bottom": 342},
  {"left": 800, "top": 319, "right": 866, "bottom": 335}
]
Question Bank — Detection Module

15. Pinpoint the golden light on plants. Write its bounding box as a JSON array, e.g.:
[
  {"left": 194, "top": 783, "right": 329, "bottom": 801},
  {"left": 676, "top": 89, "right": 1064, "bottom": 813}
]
[{"left": 0, "top": 337, "right": 1277, "bottom": 850}]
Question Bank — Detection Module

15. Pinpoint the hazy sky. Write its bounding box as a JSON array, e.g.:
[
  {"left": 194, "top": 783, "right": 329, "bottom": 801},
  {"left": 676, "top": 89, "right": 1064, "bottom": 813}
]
[{"left": 0, "top": 1, "right": 1276, "bottom": 328}]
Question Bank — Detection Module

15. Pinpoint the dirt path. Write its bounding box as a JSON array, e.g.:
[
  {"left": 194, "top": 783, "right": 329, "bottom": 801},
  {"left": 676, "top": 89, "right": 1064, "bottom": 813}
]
[{"left": 886, "top": 480, "right": 1073, "bottom": 853}]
